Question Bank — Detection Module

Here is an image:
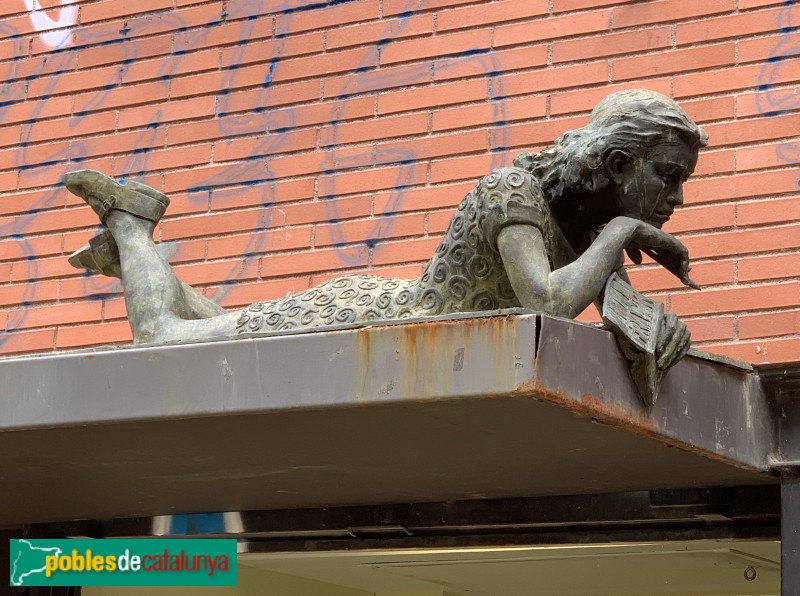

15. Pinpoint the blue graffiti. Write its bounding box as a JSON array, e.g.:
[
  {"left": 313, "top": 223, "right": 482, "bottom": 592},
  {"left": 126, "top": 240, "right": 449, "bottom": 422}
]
[
  {"left": 755, "top": 0, "right": 799, "bottom": 174},
  {"left": 1, "top": 0, "right": 513, "bottom": 346}
]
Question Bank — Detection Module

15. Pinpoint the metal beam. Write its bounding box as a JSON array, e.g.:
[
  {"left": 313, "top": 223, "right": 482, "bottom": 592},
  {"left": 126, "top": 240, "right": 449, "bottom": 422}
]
[
  {"left": 0, "top": 312, "right": 780, "bottom": 525},
  {"left": 783, "top": 471, "right": 800, "bottom": 596}
]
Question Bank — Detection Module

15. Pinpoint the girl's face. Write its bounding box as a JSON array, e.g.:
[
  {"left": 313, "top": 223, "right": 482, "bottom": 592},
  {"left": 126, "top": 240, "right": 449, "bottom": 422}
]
[{"left": 613, "top": 140, "right": 698, "bottom": 228}]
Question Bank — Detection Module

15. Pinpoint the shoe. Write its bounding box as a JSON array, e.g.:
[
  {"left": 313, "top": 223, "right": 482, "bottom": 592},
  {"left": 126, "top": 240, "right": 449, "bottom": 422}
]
[
  {"left": 66, "top": 178, "right": 171, "bottom": 277},
  {"left": 68, "top": 229, "right": 120, "bottom": 277},
  {"left": 62, "top": 170, "right": 169, "bottom": 225}
]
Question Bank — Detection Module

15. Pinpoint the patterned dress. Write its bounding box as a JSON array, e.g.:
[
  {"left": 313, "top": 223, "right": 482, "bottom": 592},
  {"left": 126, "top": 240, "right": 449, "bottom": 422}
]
[{"left": 234, "top": 167, "right": 558, "bottom": 334}]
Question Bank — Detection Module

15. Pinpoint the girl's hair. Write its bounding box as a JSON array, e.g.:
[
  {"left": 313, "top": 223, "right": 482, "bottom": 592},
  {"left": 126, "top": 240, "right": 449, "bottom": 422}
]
[{"left": 513, "top": 89, "right": 709, "bottom": 203}]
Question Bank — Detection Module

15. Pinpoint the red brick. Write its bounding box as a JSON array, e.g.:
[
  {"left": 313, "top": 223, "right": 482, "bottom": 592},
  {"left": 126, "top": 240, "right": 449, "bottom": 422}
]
[
  {"left": 684, "top": 315, "right": 736, "bottom": 342},
  {"left": 206, "top": 178, "right": 316, "bottom": 211},
  {"left": 735, "top": 144, "right": 797, "bottom": 173},
  {"left": 0, "top": 140, "right": 71, "bottom": 173},
  {"left": 739, "top": 253, "right": 800, "bottom": 282},
  {"left": 372, "top": 236, "right": 441, "bottom": 266},
  {"left": 75, "top": 128, "right": 168, "bottom": 160},
  {"left": 10, "top": 300, "right": 103, "bottom": 331},
  {"left": 0, "top": 232, "right": 64, "bottom": 264},
  {"left": 280, "top": 0, "right": 379, "bottom": 34},
  {"left": 739, "top": 0, "right": 788, "bottom": 8},
  {"left": 675, "top": 63, "right": 799, "bottom": 99},
  {"left": 0, "top": 189, "right": 66, "bottom": 218},
  {"left": 611, "top": 0, "right": 734, "bottom": 29},
  {"left": 77, "top": 34, "right": 173, "bottom": 70},
  {"left": 282, "top": 95, "right": 375, "bottom": 130},
  {"left": 316, "top": 213, "right": 426, "bottom": 247},
  {"left": 427, "top": 207, "right": 459, "bottom": 233},
  {"left": 56, "top": 320, "right": 132, "bottom": 349},
  {"left": 20, "top": 112, "right": 116, "bottom": 145},
  {"left": 433, "top": 95, "right": 547, "bottom": 132},
  {"left": 163, "top": 197, "right": 371, "bottom": 240},
  {"left": 738, "top": 197, "right": 800, "bottom": 226},
  {"left": 173, "top": 256, "right": 260, "bottom": 285},
  {"left": 374, "top": 181, "right": 475, "bottom": 214},
  {"left": 434, "top": 45, "right": 549, "bottom": 82},
  {"left": 0, "top": 279, "right": 59, "bottom": 306},
  {"left": 553, "top": 27, "right": 672, "bottom": 64},
  {"left": 0, "top": 95, "right": 73, "bottom": 128},
  {"left": 59, "top": 275, "right": 123, "bottom": 301},
  {"left": 682, "top": 224, "right": 800, "bottom": 259},
  {"left": 213, "top": 129, "right": 317, "bottom": 163},
  {"left": 0, "top": 327, "right": 55, "bottom": 355},
  {"left": 81, "top": 0, "right": 172, "bottom": 22},
  {"left": 495, "top": 11, "right": 610, "bottom": 47},
  {"left": 700, "top": 338, "right": 800, "bottom": 365},
  {"left": 262, "top": 245, "right": 368, "bottom": 276},
  {"left": 430, "top": 152, "right": 497, "bottom": 183},
  {"left": 612, "top": 43, "right": 735, "bottom": 82},
  {"left": 703, "top": 113, "right": 800, "bottom": 148},
  {"left": 493, "top": 115, "right": 588, "bottom": 151},
  {"left": 684, "top": 169, "right": 800, "bottom": 205},
  {"left": 130, "top": 48, "right": 222, "bottom": 86},
  {"left": 735, "top": 88, "right": 800, "bottom": 118},
  {"left": 0, "top": 169, "right": 18, "bottom": 192},
  {"left": 671, "top": 281, "right": 799, "bottom": 316},
  {"left": 681, "top": 96, "right": 735, "bottom": 124},
  {"left": 438, "top": 0, "right": 548, "bottom": 32},
  {"left": 380, "top": 28, "right": 492, "bottom": 66},
  {"left": 331, "top": 113, "right": 429, "bottom": 146},
  {"left": 213, "top": 276, "right": 311, "bottom": 309},
  {"left": 554, "top": 0, "right": 633, "bottom": 12},
  {"left": 327, "top": 14, "right": 433, "bottom": 50},
  {"left": 382, "top": 0, "right": 477, "bottom": 17},
  {"left": 324, "top": 62, "right": 431, "bottom": 99},
  {"left": 181, "top": 14, "right": 273, "bottom": 55},
  {"left": 103, "top": 297, "right": 128, "bottom": 321},
  {"left": 740, "top": 309, "right": 800, "bottom": 339},
  {"left": 355, "top": 263, "right": 425, "bottom": 280},
  {"left": 10, "top": 252, "right": 86, "bottom": 283},
  {"left": 501, "top": 62, "right": 609, "bottom": 98},
  {"left": 378, "top": 79, "right": 486, "bottom": 115},
  {"left": 676, "top": 6, "right": 795, "bottom": 45},
  {"left": 219, "top": 32, "right": 325, "bottom": 70},
  {"left": 117, "top": 95, "right": 215, "bottom": 130},
  {"left": 664, "top": 203, "right": 735, "bottom": 234},
  {"left": 72, "top": 81, "right": 169, "bottom": 114},
  {"left": 324, "top": 163, "right": 428, "bottom": 195},
  {"left": 269, "top": 47, "right": 378, "bottom": 85},
  {"left": 130, "top": 143, "right": 213, "bottom": 173},
  {"left": 549, "top": 78, "right": 672, "bottom": 116},
  {"left": 220, "top": 80, "right": 321, "bottom": 117},
  {"left": 376, "top": 129, "right": 487, "bottom": 163},
  {"left": 626, "top": 259, "right": 734, "bottom": 292},
  {"left": 738, "top": 33, "right": 800, "bottom": 66},
  {"left": 692, "top": 149, "right": 735, "bottom": 177},
  {"left": 206, "top": 227, "right": 314, "bottom": 258}
]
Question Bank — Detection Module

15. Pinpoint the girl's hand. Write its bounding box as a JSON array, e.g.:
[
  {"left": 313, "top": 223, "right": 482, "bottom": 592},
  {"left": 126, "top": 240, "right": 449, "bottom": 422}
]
[
  {"left": 617, "top": 218, "right": 700, "bottom": 290},
  {"left": 656, "top": 311, "right": 691, "bottom": 370}
]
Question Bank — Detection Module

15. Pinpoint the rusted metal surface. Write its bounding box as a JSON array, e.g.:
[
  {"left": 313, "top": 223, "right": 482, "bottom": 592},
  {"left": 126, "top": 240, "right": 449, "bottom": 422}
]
[
  {"left": 0, "top": 311, "right": 781, "bottom": 526},
  {"left": 528, "top": 315, "right": 778, "bottom": 473}
]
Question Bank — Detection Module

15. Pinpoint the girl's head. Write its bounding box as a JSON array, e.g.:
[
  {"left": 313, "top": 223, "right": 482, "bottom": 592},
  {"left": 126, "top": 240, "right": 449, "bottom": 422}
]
[{"left": 514, "top": 89, "right": 708, "bottom": 203}]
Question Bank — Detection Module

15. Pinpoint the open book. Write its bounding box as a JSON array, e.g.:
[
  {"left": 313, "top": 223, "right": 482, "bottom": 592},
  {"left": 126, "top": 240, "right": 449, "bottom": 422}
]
[{"left": 601, "top": 272, "right": 664, "bottom": 406}]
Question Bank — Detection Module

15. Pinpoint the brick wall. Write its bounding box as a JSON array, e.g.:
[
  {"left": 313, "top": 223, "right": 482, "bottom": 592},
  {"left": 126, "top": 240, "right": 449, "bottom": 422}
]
[{"left": 0, "top": 0, "right": 798, "bottom": 362}]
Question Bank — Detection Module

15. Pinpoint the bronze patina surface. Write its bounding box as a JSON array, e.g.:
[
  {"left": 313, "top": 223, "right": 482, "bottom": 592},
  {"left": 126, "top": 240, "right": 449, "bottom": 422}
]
[{"left": 63, "top": 90, "right": 708, "bottom": 405}]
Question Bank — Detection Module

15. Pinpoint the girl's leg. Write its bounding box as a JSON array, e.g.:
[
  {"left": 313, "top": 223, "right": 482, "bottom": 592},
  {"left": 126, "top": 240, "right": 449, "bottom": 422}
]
[{"left": 106, "top": 210, "right": 241, "bottom": 344}]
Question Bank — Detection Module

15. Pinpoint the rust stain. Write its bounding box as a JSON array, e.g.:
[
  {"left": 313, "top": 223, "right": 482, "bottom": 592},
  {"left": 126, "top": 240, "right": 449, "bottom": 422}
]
[{"left": 512, "top": 376, "right": 772, "bottom": 474}]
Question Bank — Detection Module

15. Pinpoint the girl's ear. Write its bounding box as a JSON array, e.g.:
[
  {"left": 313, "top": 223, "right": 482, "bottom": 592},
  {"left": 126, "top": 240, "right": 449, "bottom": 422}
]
[{"left": 604, "top": 149, "right": 631, "bottom": 185}]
